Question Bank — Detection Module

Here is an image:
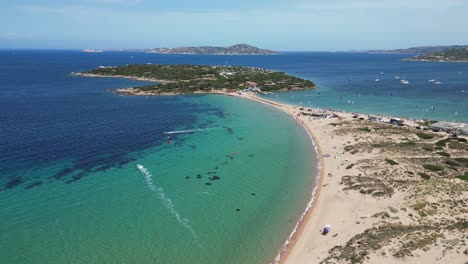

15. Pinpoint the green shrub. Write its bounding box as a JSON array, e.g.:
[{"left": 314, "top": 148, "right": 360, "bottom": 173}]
[
  {"left": 358, "top": 127, "right": 371, "bottom": 132},
  {"left": 422, "top": 146, "right": 433, "bottom": 151},
  {"left": 456, "top": 171, "right": 468, "bottom": 181},
  {"left": 445, "top": 160, "right": 460, "bottom": 167},
  {"left": 435, "top": 140, "right": 448, "bottom": 147},
  {"left": 416, "top": 133, "right": 434, "bottom": 139},
  {"left": 457, "top": 175, "right": 468, "bottom": 181},
  {"left": 418, "top": 173, "right": 431, "bottom": 180},
  {"left": 454, "top": 158, "right": 468, "bottom": 163},
  {"left": 436, "top": 152, "right": 450, "bottom": 157},
  {"left": 434, "top": 146, "right": 443, "bottom": 150},
  {"left": 457, "top": 138, "right": 467, "bottom": 143},
  {"left": 400, "top": 141, "right": 416, "bottom": 146},
  {"left": 386, "top": 159, "right": 399, "bottom": 165},
  {"left": 423, "top": 164, "right": 444, "bottom": 172}
]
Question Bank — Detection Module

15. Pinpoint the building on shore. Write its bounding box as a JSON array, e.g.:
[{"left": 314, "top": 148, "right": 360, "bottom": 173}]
[
  {"left": 239, "top": 81, "right": 258, "bottom": 88},
  {"left": 429, "top": 121, "right": 468, "bottom": 134},
  {"left": 430, "top": 121, "right": 457, "bottom": 132}
]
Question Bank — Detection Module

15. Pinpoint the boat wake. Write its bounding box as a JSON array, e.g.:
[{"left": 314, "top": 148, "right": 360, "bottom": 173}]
[
  {"left": 163, "top": 128, "right": 212, "bottom": 135},
  {"left": 136, "top": 164, "right": 201, "bottom": 246}
]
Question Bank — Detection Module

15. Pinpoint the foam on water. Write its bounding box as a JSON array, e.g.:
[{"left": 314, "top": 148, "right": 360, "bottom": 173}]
[{"left": 137, "top": 164, "right": 200, "bottom": 245}]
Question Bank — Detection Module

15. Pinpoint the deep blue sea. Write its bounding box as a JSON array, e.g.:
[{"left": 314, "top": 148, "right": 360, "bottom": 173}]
[{"left": 0, "top": 50, "right": 467, "bottom": 264}]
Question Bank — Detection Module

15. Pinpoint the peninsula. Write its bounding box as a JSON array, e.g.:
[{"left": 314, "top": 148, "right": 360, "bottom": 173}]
[
  {"left": 357, "top": 45, "right": 468, "bottom": 55},
  {"left": 240, "top": 94, "right": 468, "bottom": 264},
  {"left": 146, "top": 44, "right": 278, "bottom": 55},
  {"left": 406, "top": 47, "right": 468, "bottom": 62},
  {"left": 74, "top": 64, "right": 315, "bottom": 95}
]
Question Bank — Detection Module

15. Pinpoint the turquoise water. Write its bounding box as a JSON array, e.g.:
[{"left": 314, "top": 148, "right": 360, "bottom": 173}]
[{"left": 1, "top": 94, "right": 317, "bottom": 264}]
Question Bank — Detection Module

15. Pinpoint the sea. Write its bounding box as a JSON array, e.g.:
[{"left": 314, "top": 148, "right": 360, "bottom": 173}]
[{"left": 1, "top": 50, "right": 467, "bottom": 264}]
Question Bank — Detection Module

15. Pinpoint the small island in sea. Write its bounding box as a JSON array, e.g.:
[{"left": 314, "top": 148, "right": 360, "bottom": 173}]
[
  {"left": 74, "top": 64, "right": 316, "bottom": 95},
  {"left": 406, "top": 47, "right": 468, "bottom": 62},
  {"left": 146, "top": 43, "right": 278, "bottom": 55}
]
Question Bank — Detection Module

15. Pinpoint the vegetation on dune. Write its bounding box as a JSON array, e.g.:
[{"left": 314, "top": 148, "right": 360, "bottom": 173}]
[
  {"left": 85, "top": 64, "right": 315, "bottom": 94},
  {"left": 456, "top": 172, "right": 468, "bottom": 181},
  {"left": 386, "top": 159, "right": 399, "bottom": 165},
  {"left": 358, "top": 127, "right": 372, "bottom": 132},
  {"left": 436, "top": 152, "right": 450, "bottom": 157},
  {"left": 418, "top": 172, "right": 431, "bottom": 180},
  {"left": 423, "top": 164, "right": 444, "bottom": 172},
  {"left": 416, "top": 133, "right": 434, "bottom": 139},
  {"left": 454, "top": 157, "right": 468, "bottom": 164}
]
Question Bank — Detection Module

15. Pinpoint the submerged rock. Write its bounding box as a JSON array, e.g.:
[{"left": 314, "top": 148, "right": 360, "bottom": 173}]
[
  {"left": 4, "top": 177, "right": 23, "bottom": 190},
  {"left": 24, "top": 181, "right": 43, "bottom": 190}
]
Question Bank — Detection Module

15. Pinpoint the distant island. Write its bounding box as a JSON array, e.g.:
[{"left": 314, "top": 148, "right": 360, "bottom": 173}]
[
  {"left": 74, "top": 64, "right": 315, "bottom": 95},
  {"left": 81, "top": 49, "right": 103, "bottom": 53},
  {"left": 146, "top": 44, "right": 278, "bottom": 55},
  {"left": 355, "top": 45, "right": 468, "bottom": 55},
  {"left": 405, "top": 47, "right": 468, "bottom": 62}
]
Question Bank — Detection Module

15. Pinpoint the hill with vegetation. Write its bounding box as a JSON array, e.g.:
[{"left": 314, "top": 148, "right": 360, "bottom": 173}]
[
  {"left": 359, "top": 45, "right": 468, "bottom": 55},
  {"left": 146, "top": 44, "right": 278, "bottom": 55},
  {"left": 406, "top": 47, "right": 468, "bottom": 62},
  {"left": 76, "top": 64, "right": 315, "bottom": 95}
]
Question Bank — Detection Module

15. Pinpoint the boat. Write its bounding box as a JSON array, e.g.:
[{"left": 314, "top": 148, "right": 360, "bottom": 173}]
[
  {"left": 434, "top": 81, "right": 442, "bottom": 85},
  {"left": 379, "top": 71, "right": 384, "bottom": 75},
  {"left": 428, "top": 79, "right": 436, "bottom": 82},
  {"left": 400, "top": 80, "right": 409, "bottom": 85},
  {"left": 394, "top": 75, "right": 400, "bottom": 79},
  {"left": 375, "top": 78, "right": 380, "bottom": 82}
]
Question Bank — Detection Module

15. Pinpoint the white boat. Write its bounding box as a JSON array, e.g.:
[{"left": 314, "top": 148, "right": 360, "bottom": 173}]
[
  {"left": 400, "top": 80, "right": 409, "bottom": 85},
  {"left": 434, "top": 81, "right": 442, "bottom": 85},
  {"left": 375, "top": 78, "right": 380, "bottom": 82},
  {"left": 379, "top": 71, "right": 384, "bottom": 75},
  {"left": 394, "top": 75, "right": 400, "bottom": 79},
  {"left": 428, "top": 79, "right": 436, "bottom": 82}
]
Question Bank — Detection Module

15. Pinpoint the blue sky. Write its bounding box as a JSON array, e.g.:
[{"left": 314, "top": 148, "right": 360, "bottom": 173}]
[{"left": 1, "top": 0, "right": 468, "bottom": 50}]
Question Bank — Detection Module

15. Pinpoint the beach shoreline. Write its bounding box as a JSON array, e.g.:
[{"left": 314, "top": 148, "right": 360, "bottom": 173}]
[
  {"left": 236, "top": 94, "right": 325, "bottom": 264},
  {"left": 233, "top": 93, "right": 467, "bottom": 264}
]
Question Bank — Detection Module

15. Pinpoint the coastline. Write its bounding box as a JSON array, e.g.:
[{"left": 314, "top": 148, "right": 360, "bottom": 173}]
[
  {"left": 71, "top": 72, "right": 177, "bottom": 84},
  {"left": 236, "top": 94, "right": 325, "bottom": 264},
  {"left": 234, "top": 93, "right": 467, "bottom": 264}
]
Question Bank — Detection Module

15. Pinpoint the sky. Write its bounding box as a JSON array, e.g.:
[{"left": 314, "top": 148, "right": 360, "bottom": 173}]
[{"left": 1, "top": 0, "right": 468, "bottom": 51}]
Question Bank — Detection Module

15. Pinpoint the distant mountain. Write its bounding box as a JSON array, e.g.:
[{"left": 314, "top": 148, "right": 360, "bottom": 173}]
[
  {"left": 406, "top": 47, "right": 468, "bottom": 62},
  {"left": 146, "top": 44, "right": 278, "bottom": 55},
  {"left": 356, "top": 45, "right": 468, "bottom": 55}
]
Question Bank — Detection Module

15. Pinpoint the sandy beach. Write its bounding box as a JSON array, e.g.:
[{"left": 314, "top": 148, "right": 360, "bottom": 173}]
[{"left": 238, "top": 93, "right": 467, "bottom": 264}]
